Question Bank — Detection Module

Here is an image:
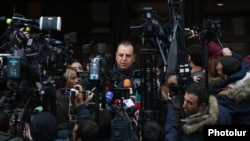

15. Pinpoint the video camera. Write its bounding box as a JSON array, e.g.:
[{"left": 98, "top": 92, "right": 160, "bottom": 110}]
[
  {"left": 0, "top": 14, "right": 75, "bottom": 137},
  {"left": 188, "top": 16, "right": 221, "bottom": 42},
  {"left": 142, "top": 7, "right": 165, "bottom": 38}
]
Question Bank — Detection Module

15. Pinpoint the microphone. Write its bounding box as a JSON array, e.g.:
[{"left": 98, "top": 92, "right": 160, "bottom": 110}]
[
  {"left": 33, "top": 106, "right": 43, "bottom": 114},
  {"left": 31, "top": 106, "right": 43, "bottom": 120},
  {"left": 105, "top": 91, "right": 113, "bottom": 104},
  {"left": 123, "top": 79, "right": 133, "bottom": 95},
  {"left": 135, "top": 90, "right": 141, "bottom": 109},
  {"left": 123, "top": 79, "right": 137, "bottom": 107}
]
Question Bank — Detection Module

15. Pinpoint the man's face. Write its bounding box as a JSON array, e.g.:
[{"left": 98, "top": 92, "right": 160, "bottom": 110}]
[
  {"left": 115, "top": 44, "right": 135, "bottom": 71},
  {"left": 182, "top": 93, "right": 201, "bottom": 115}
]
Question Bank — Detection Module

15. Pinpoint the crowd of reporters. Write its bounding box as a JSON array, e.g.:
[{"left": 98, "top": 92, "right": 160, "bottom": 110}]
[{"left": 1, "top": 15, "right": 250, "bottom": 141}]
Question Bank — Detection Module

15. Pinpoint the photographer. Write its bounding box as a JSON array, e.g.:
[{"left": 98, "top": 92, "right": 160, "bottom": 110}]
[{"left": 56, "top": 67, "right": 93, "bottom": 140}]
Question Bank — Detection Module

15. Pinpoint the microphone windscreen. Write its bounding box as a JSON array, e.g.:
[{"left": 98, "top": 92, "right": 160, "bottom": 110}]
[
  {"left": 135, "top": 91, "right": 141, "bottom": 109},
  {"left": 35, "top": 106, "right": 43, "bottom": 112},
  {"left": 123, "top": 79, "right": 131, "bottom": 88},
  {"left": 105, "top": 91, "right": 113, "bottom": 104}
]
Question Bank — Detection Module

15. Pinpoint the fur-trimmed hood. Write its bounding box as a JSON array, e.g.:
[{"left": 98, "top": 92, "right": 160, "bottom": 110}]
[
  {"left": 182, "top": 95, "right": 218, "bottom": 134},
  {"left": 209, "top": 72, "right": 250, "bottom": 103},
  {"left": 227, "top": 76, "right": 250, "bottom": 103}
]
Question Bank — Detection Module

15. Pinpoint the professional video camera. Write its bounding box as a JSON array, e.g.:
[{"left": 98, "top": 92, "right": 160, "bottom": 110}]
[
  {"left": 126, "top": 7, "right": 169, "bottom": 141},
  {"left": 188, "top": 16, "right": 222, "bottom": 43},
  {"left": 0, "top": 14, "right": 76, "bottom": 137},
  {"left": 130, "top": 7, "right": 166, "bottom": 41}
]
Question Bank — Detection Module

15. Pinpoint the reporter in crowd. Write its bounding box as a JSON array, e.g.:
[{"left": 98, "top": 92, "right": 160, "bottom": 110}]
[
  {"left": 214, "top": 56, "right": 250, "bottom": 124},
  {"left": 23, "top": 112, "right": 57, "bottom": 141},
  {"left": 173, "top": 83, "right": 231, "bottom": 141},
  {"left": 56, "top": 66, "right": 93, "bottom": 140}
]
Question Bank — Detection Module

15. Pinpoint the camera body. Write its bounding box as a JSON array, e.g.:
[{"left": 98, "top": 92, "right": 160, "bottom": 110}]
[{"left": 61, "top": 88, "right": 79, "bottom": 97}]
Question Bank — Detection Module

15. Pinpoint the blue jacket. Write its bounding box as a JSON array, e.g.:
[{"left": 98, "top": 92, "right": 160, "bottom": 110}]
[
  {"left": 164, "top": 100, "right": 179, "bottom": 141},
  {"left": 216, "top": 77, "right": 250, "bottom": 124}
]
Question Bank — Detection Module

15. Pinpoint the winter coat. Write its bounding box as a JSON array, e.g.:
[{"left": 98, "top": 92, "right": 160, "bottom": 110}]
[
  {"left": 216, "top": 75, "right": 250, "bottom": 124},
  {"left": 209, "top": 63, "right": 250, "bottom": 95},
  {"left": 164, "top": 100, "right": 179, "bottom": 141},
  {"left": 111, "top": 63, "right": 138, "bottom": 88},
  {"left": 180, "top": 95, "right": 231, "bottom": 141}
]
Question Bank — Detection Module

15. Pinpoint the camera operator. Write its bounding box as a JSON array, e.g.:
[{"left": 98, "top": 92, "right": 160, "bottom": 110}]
[{"left": 56, "top": 67, "right": 94, "bottom": 140}]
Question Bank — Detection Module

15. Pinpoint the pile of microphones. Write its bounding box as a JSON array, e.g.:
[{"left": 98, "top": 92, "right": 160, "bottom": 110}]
[{"left": 104, "top": 79, "right": 141, "bottom": 109}]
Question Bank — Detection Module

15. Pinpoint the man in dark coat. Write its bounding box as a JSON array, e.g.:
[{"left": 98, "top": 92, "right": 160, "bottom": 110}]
[{"left": 178, "top": 83, "right": 231, "bottom": 141}]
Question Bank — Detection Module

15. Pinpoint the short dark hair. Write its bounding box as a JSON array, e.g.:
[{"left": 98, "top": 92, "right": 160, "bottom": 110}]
[
  {"left": 0, "top": 110, "right": 9, "bottom": 132},
  {"left": 141, "top": 120, "right": 162, "bottom": 141},
  {"left": 30, "top": 112, "right": 57, "bottom": 141},
  {"left": 220, "top": 56, "right": 241, "bottom": 76},
  {"left": 188, "top": 43, "right": 204, "bottom": 67},
  {"left": 185, "top": 83, "right": 209, "bottom": 105},
  {"left": 116, "top": 40, "right": 135, "bottom": 54},
  {"left": 76, "top": 119, "right": 99, "bottom": 141}
]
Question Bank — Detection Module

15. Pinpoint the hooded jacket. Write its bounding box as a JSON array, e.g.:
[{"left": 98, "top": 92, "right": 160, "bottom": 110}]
[
  {"left": 217, "top": 76, "right": 250, "bottom": 124},
  {"left": 180, "top": 95, "right": 231, "bottom": 141}
]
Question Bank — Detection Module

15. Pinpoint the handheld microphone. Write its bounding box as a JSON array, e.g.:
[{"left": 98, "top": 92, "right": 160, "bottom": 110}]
[
  {"left": 123, "top": 79, "right": 133, "bottom": 95},
  {"left": 105, "top": 91, "right": 113, "bottom": 104}
]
